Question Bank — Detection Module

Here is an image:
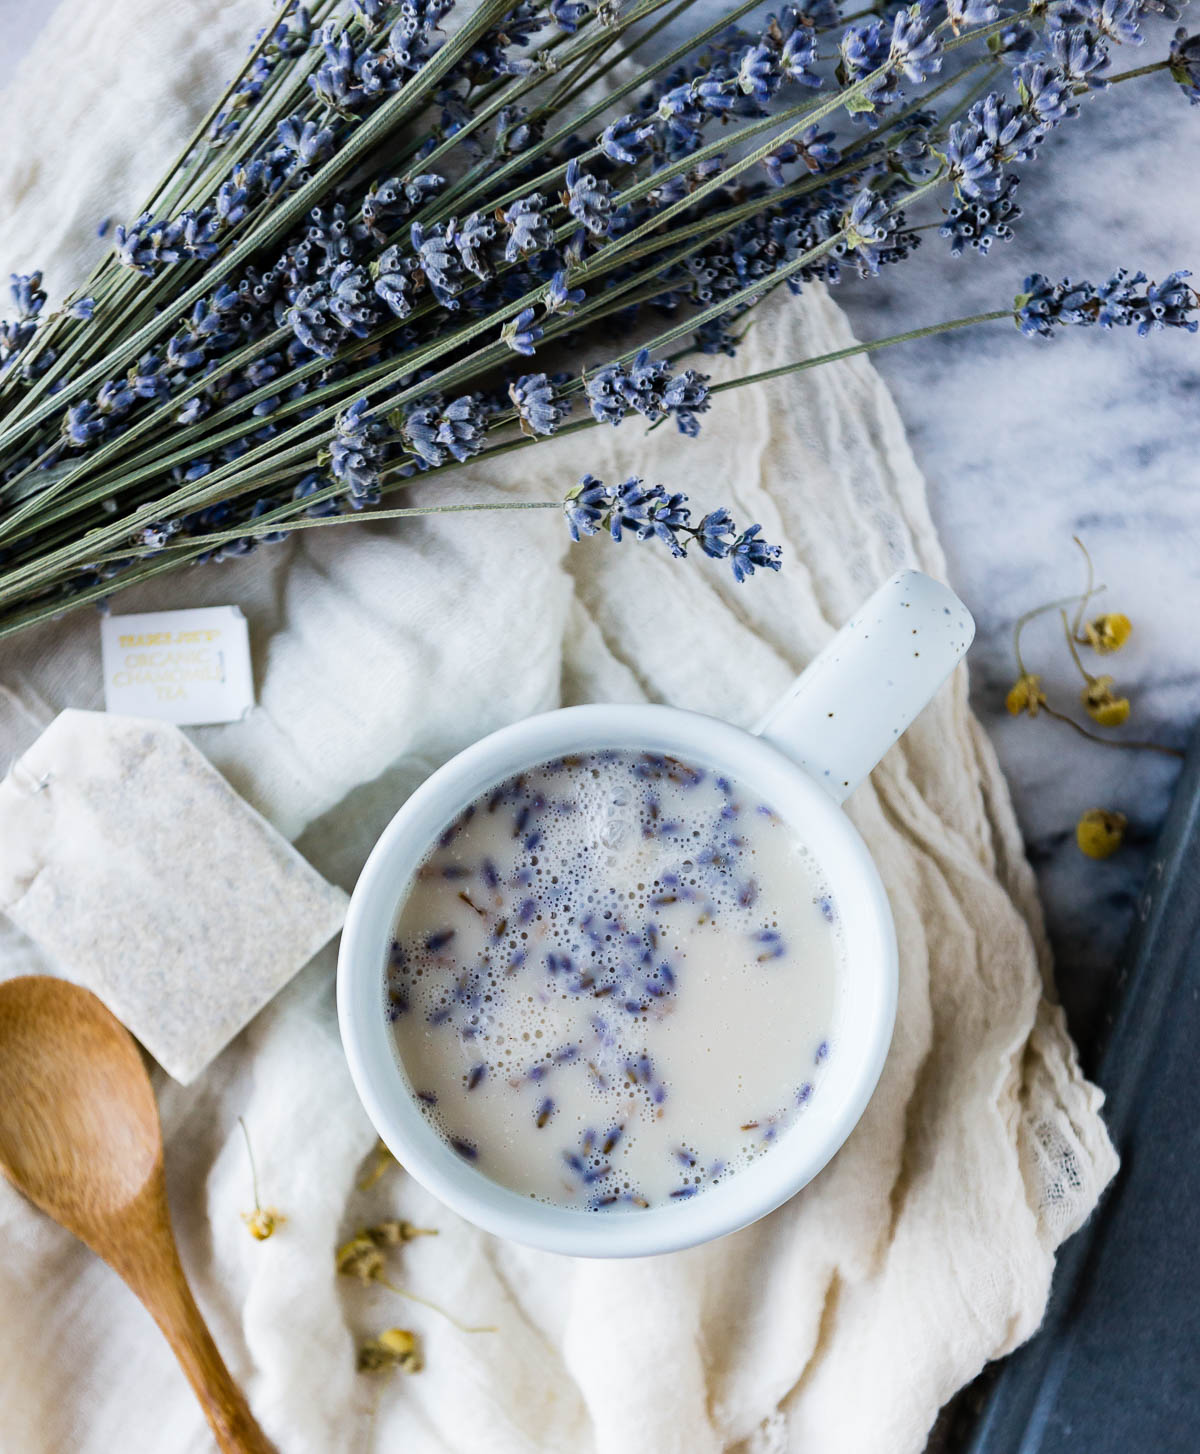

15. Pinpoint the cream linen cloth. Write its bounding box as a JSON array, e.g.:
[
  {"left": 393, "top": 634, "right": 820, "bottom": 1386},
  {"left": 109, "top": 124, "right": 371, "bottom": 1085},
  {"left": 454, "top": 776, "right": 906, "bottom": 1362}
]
[{"left": 0, "top": 3, "right": 1118, "bottom": 1451}]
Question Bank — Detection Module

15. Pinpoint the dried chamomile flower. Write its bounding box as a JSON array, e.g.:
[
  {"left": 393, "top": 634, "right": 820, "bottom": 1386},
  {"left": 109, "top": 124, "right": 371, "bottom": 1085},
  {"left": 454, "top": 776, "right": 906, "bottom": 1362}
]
[
  {"left": 243, "top": 1207, "right": 282, "bottom": 1241},
  {"left": 358, "top": 1328, "right": 423, "bottom": 1374},
  {"left": 1006, "top": 673, "right": 1047, "bottom": 718},
  {"left": 337, "top": 1232, "right": 386, "bottom": 1284},
  {"left": 238, "top": 1117, "right": 284, "bottom": 1242},
  {"left": 1076, "top": 809, "right": 1127, "bottom": 860},
  {"left": 1083, "top": 613, "right": 1132, "bottom": 653},
  {"left": 1081, "top": 676, "right": 1131, "bottom": 727},
  {"left": 370, "top": 1219, "right": 437, "bottom": 1246},
  {"left": 336, "top": 1221, "right": 438, "bottom": 1284}
]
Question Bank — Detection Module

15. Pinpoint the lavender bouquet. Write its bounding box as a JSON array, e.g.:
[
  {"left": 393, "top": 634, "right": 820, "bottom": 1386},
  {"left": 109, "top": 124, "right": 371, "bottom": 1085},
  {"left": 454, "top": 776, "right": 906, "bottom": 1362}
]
[{"left": 0, "top": 0, "right": 1196, "bottom": 640}]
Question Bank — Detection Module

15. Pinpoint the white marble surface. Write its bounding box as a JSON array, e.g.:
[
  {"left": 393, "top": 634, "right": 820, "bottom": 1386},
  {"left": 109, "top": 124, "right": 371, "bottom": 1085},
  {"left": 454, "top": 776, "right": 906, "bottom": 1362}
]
[{"left": 2, "top": 0, "right": 1197, "bottom": 1058}]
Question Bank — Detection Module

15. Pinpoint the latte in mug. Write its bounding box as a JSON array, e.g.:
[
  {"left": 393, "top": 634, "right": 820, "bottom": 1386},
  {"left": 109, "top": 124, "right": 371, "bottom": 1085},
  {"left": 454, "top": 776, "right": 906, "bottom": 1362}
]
[{"left": 386, "top": 748, "right": 842, "bottom": 1210}]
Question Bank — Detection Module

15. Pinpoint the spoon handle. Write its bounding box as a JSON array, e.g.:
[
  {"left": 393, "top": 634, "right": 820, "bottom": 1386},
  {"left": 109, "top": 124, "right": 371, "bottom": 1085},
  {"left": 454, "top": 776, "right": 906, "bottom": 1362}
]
[
  {"left": 147, "top": 1267, "right": 276, "bottom": 1454},
  {"left": 126, "top": 1227, "right": 276, "bottom": 1454}
]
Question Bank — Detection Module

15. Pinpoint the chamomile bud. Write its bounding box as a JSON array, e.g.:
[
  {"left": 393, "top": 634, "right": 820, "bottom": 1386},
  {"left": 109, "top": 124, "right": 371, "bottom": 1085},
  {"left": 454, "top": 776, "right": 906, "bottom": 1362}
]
[
  {"left": 1082, "top": 676, "right": 1131, "bottom": 726},
  {"left": 1083, "top": 613, "right": 1132, "bottom": 653},
  {"left": 1006, "top": 673, "right": 1047, "bottom": 717},
  {"left": 1076, "top": 809, "right": 1126, "bottom": 859}
]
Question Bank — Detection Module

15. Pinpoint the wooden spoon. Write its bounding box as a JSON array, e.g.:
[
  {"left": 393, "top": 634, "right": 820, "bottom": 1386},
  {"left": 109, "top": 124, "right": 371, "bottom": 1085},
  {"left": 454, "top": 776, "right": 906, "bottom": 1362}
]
[{"left": 0, "top": 975, "right": 274, "bottom": 1453}]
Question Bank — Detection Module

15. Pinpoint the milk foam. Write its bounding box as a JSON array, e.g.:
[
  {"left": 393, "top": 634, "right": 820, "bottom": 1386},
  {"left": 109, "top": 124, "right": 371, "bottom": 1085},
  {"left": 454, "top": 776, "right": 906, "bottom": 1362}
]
[{"left": 386, "top": 751, "right": 841, "bottom": 1209}]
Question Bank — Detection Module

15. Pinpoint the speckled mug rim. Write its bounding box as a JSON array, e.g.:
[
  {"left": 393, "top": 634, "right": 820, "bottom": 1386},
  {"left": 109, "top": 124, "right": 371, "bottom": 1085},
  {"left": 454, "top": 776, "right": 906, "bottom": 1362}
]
[{"left": 337, "top": 703, "right": 897, "bottom": 1258}]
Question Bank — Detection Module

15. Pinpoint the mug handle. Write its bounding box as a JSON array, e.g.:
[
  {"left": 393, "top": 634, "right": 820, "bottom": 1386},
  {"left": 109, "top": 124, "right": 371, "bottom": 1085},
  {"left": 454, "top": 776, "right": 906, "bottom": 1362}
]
[{"left": 754, "top": 570, "right": 975, "bottom": 804}]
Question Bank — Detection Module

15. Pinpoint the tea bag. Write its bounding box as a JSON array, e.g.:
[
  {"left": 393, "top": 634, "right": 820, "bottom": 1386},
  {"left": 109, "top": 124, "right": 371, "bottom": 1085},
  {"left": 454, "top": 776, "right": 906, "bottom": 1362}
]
[{"left": 0, "top": 710, "right": 347, "bottom": 1083}]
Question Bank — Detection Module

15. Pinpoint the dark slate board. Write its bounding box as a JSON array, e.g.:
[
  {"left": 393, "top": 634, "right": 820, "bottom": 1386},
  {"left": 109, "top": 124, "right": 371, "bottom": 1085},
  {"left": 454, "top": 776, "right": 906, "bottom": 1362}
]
[{"left": 965, "top": 724, "right": 1200, "bottom": 1453}]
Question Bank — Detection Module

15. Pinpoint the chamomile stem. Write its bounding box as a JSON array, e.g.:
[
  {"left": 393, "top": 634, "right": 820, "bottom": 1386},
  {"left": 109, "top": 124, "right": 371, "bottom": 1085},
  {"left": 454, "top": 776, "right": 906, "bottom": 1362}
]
[
  {"left": 377, "top": 1277, "right": 496, "bottom": 1335},
  {"left": 1070, "top": 535, "right": 1099, "bottom": 639},
  {"left": 238, "top": 1116, "right": 262, "bottom": 1213},
  {"left": 1039, "top": 704, "right": 1183, "bottom": 758},
  {"left": 1012, "top": 590, "right": 1102, "bottom": 678},
  {"left": 1060, "top": 609, "right": 1097, "bottom": 686}
]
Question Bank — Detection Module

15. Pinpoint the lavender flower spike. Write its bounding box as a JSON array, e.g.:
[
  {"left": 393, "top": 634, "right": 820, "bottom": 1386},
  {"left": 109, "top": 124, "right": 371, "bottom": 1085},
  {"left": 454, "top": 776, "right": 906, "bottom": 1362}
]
[
  {"left": 562, "top": 476, "right": 782, "bottom": 583},
  {"left": 1015, "top": 270, "right": 1198, "bottom": 337}
]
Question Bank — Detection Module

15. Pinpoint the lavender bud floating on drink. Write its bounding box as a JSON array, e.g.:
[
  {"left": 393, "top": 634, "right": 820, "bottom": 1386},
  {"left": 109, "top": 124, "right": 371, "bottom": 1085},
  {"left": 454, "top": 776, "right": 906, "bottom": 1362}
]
[{"left": 386, "top": 750, "right": 841, "bottom": 1211}]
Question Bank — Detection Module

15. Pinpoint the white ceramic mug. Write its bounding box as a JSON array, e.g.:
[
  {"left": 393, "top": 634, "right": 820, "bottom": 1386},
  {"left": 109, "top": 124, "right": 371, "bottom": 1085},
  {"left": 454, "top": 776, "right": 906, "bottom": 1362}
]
[{"left": 338, "top": 570, "right": 974, "bottom": 1257}]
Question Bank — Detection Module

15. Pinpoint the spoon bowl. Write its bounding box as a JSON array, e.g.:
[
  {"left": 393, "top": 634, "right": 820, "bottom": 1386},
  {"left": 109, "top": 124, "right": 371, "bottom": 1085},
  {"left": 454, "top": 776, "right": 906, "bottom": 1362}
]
[
  {"left": 0, "top": 976, "right": 273, "bottom": 1453},
  {"left": 0, "top": 973, "right": 159, "bottom": 1225}
]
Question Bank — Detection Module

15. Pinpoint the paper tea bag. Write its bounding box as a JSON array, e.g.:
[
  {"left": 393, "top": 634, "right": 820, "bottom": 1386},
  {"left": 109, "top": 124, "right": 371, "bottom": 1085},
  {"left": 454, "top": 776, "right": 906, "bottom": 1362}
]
[{"left": 0, "top": 710, "right": 347, "bottom": 1083}]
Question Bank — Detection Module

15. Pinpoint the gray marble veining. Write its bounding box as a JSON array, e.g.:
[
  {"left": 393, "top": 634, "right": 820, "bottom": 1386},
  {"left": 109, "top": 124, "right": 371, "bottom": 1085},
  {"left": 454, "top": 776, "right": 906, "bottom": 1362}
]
[{"left": 1, "top": 1, "right": 1197, "bottom": 1063}]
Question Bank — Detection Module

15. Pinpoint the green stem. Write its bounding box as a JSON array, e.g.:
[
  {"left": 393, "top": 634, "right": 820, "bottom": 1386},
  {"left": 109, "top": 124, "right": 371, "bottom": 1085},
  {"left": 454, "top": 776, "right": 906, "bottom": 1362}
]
[
  {"left": 709, "top": 310, "right": 1012, "bottom": 393},
  {"left": 119, "top": 497, "right": 561, "bottom": 556},
  {"left": 1108, "top": 59, "right": 1172, "bottom": 85}
]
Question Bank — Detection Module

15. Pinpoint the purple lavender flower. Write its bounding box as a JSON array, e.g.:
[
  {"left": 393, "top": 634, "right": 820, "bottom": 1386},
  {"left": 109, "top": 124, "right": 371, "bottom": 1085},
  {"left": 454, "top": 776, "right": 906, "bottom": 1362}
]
[
  {"left": 561, "top": 475, "right": 782, "bottom": 583},
  {"left": 947, "top": 0, "right": 1000, "bottom": 31},
  {"left": 64, "top": 400, "right": 106, "bottom": 446},
  {"left": 583, "top": 350, "right": 711, "bottom": 431},
  {"left": 310, "top": 23, "right": 395, "bottom": 112},
  {"left": 401, "top": 394, "right": 487, "bottom": 465},
  {"left": 940, "top": 175, "right": 1022, "bottom": 255},
  {"left": 292, "top": 470, "right": 340, "bottom": 518},
  {"left": 943, "top": 92, "right": 1042, "bottom": 201},
  {"left": 839, "top": 19, "right": 897, "bottom": 108},
  {"left": 0, "top": 272, "right": 46, "bottom": 370},
  {"left": 544, "top": 270, "right": 585, "bottom": 315},
  {"left": 550, "top": 0, "right": 590, "bottom": 31},
  {"left": 411, "top": 220, "right": 465, "bottom": 304},
  {"left": 450, "top": 212, "right": 498, "bottom": 279},
  {"left": 696, "top": 507, "right": 737, "bottom": 558},
  {"left": 1169, "top": 27, "right": 1200, "bottom": 103},
  {"left": 1136, "top": 271, "right": 1198, "bottom": 334},
  {"left": 1051, "top": 0, "right": 1145, "bottom": 47},
  {"left": 644, "top": 492, "right": 692, "bottom": 558},
  {"left": 842, "top": 189, "right": 898, "bottom": 275},
  {"left": 661, "top": 369, "right": 712, "bottom": 437},
  {"left": 564, "top": 475, "right": 609, "bottom": 539},
  {"left": 500, "top": 306, "right": 542, "bottom": 355},
  {"left": 509, "top": 373, "right": 572, "bottom": 436},
  {"left": 1015, "top": 270, "right": 1197, "bottom": 337},
  {"left": 1043, "top": 25, "right": 1111, "bottom": 88},
  {"left": 113, "top": 210, "right": 219, "bottom": 276},
  {"left": 889, "top": 8, "right": 943, "bottom": 85},
  {"left": 360, "top": 173, "right": 440, "bottom": 241},
  {"left": 276, "top": 116, "right": 336, "bottom": 166},
  {"left": 737, "top": 43, "right": 781, "bottom": 106},
  {"left": 764, "top": 125, "right": 839, "bottom": 186},
  {"left": 329, "top": 397, "right": 389, "bottom": 503},
  {"left": 583, "top": 363, "right": 626, "bottom": 425},
  {"left": 503, "top": 194, "right": 553, "bottom": 261},
  {"left": 779, "top": 20, "right": 821, "bottom": 89},
  {"left": 564, "top": 159, "right": 613, "bottom": 237},
  {"left": 373, "top": 245, "right": 414, "bottom": 318},
  {"left": 599, "top": 113, "right": 657, "bottom": 164},
  {"left": 730, "top": 525, "right": 782, "bottom": 582}
]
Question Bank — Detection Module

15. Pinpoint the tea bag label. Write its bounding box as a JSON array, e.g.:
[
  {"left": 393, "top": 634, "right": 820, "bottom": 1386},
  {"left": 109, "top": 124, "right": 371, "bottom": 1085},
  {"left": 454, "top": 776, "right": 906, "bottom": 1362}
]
[{"left": 100, "top": 606, "right": 254, "bottom": 726}]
